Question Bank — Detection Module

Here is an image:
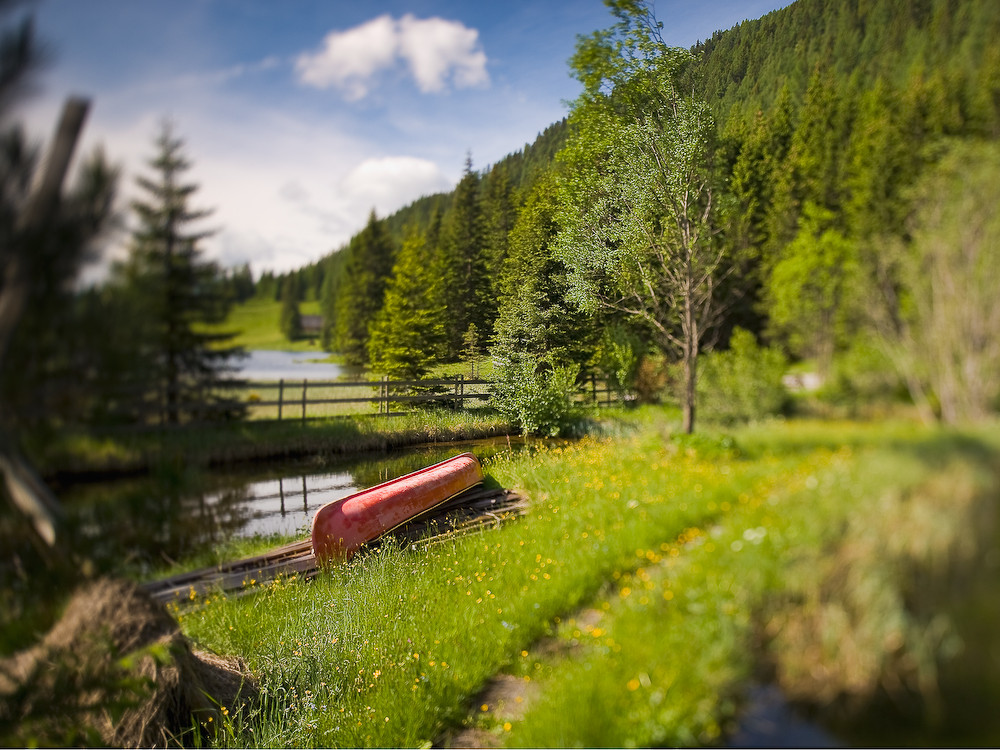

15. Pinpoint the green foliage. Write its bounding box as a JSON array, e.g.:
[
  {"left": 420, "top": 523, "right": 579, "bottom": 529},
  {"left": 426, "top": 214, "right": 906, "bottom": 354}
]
[
  {"left": 0, "top": 140, "right": 119, "bottom": 430},
  {"left": 367, "top": 227, "right": 446, "bottom": 379},
  {"left": 766, "top": 202, "right": 858, "bottom": 375},
  {"left": 438, "top": 157, "right": 492, "bottom": 359},
  {"left": 594, "top": 324, "right": 644, "bottom": 400},
  {"left": 815, "top": 338, "right": 903, "bottom": 414},
  {"left": 491, "top": 354, "right": 582, "bottom": 437},
  {"left": 885, "top": 139, "right": 1000, "bottom": 424},
  {"left": 333, "top": 211, "right": 394, "bottom": 364},
  {"left": 110, "top": 122, "right": 244, "bottom": 424},
  {"left": 697, "top": 327, "right": 788, "bottom": 424},
  {"left": 555, "top": 3, "right": 730, "bottom": 433},
  {"left": 491, "top": 175, "right": 595, "bottom": 374},
  {"left": 279, "top": 293, "right": 302, "bottom": 342}
]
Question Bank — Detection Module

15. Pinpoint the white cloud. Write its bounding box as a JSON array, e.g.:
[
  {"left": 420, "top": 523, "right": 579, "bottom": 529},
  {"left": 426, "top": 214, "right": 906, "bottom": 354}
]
[
  {"left": 296, "top": 14, "right": 489, "bottom": 99},
  {"left": 341, "top": 156, "right": 453, "bottom": 214},
  {"left": 397, "top": 15, "right": 490, "bottom": 93},
  {"left": 295, "top": 14, "right": 398, "bottom": 100}
]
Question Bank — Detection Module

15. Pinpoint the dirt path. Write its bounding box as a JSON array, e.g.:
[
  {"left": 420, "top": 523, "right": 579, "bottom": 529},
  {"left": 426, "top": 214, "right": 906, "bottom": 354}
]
[{"left": 438, "top": 608, "right": 606, "bottom": 748}]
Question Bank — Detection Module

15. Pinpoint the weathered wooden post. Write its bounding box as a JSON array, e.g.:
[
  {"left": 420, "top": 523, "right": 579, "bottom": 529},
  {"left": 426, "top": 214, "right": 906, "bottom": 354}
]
[
  {"left": 301, "top": 378, "right": 308, "bottom": 424},
  {"left": 277, "top": 378, "right": 284, "bottom": 421}
]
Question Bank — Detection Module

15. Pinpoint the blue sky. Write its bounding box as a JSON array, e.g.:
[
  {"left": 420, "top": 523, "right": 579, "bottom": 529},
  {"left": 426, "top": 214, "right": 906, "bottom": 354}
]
[{"left": 22, "top": 0, "right": 789, "bottom": 277}]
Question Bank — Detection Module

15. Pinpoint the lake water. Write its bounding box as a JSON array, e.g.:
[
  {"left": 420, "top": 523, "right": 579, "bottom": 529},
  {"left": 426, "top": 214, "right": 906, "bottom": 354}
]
[
  {"left": 237, "top": 349, "right": 363, "bottom": 382},
  {"left": 60, "top": 438, "right": 528, "bottom": 571}
]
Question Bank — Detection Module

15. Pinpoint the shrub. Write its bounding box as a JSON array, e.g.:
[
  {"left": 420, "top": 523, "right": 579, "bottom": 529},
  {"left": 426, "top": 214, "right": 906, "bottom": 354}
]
[
  {"left": 697, "top": 328, "right": 788, "bottom": 424},
  {"left": 491, "top": 353, "right": 582, "bottom": 437},
  {"left": 593, "top": 325, "right": 644, "bottom": 400},
  {"left": 816, "top": 339, "right": 906, "bottom": 414},
  {"left": 633, "top": 352, "right": 669, "bottom": 404}
]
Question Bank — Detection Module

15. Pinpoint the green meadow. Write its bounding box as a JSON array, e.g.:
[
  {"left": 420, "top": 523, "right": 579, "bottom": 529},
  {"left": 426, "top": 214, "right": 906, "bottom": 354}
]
[
  {"left": 209, "top": 298, "right": 326, "bottom": 354},
  {"left": 171, "top": 411, "right": 1000, "bottom": 747}
]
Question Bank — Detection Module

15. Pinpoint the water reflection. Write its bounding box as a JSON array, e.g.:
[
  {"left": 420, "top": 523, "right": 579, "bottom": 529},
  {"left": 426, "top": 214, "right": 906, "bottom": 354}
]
[{"left": 59, "top": 438, "right": 530, "bottom": 574}]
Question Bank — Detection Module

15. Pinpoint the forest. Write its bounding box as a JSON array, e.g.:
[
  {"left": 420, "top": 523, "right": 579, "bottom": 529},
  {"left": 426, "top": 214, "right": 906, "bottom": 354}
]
[
  {"left": 3, "top": 0, "right": 1000, "bottom": 437},
  {"left": 266, "top": 0, "right": 1000, "bottom": 433}
]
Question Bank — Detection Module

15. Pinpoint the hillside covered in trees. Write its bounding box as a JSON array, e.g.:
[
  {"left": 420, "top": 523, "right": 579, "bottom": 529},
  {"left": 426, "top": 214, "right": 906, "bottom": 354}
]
[
  {"left": 264, "top": 0, "right": 997, "bottom": 433},
  {"left": 12, "top": 0, "right": 997, "bottom": 434}
]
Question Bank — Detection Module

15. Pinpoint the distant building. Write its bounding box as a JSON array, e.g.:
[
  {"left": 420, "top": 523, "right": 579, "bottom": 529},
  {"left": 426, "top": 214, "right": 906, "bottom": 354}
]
[{"left": 300, "top": 314, "right": 323, "bottom": 337}]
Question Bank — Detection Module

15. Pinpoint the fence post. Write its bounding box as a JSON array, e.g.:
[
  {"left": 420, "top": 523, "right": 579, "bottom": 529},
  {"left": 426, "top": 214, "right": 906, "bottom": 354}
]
[
  {"left": 301, "top": 378, "right": 308, "bottom": 424},
  {"left": 277, "top": 379, "right": 284, "bottom": 421},
  {"left": 592, "top": 373, "right": 597, "bottom": 405},
  {"left": 382, "top": 375, "right": 389, "bottom": 416},
  {"left": 458, "top": 373, "right": 465, "bottom": 410}
]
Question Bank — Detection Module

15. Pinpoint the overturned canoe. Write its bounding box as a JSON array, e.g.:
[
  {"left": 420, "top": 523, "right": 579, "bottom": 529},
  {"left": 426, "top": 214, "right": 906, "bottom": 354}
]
[{"left": 311, "top": 452, "right": 485, "bottom": 563}]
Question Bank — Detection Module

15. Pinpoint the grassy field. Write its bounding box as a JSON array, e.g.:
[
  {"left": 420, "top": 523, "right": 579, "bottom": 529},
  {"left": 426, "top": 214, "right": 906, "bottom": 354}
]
[
  {"left": 170, "top": 412, "right": 1000, "bottom": 747},
  {"left": 207, "top": 297, "right": 326, "bottom": 353}
]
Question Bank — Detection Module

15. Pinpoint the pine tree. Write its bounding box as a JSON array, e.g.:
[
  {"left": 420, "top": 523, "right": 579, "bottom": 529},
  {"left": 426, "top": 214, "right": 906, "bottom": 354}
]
[
  {"left": 480, "top": 161, "right": 517, "bottom": 299},
  {"left": 280, "top": 274, "right": 303, "bottom": 341},
  {"left": 492, "top": 175, "right": 592, "bottom": 369},
  {"left": 119, "top": 122, "right": 243, "bottom": 424},
  {"left": 333, "top": 210, "right": 394, "bottom": 364},
  {"left": 438, "top": 156, "right": 491, "bottom": 359},
  {"left": 368, "top": 227, "right": 446, "bottom": 379},
  {"left": 318, "top": 249, "right": 346, "bottom": 351}
]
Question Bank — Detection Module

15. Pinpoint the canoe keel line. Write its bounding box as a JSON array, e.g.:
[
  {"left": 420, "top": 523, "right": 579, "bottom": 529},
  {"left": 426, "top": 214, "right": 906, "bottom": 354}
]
[{"left": 143, "top": 453, "right": 526, "bottom": 604}]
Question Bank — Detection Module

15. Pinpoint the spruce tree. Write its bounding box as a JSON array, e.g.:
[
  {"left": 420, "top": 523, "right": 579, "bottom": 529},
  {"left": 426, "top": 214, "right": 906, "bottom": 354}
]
[
  {"left": 333, "top": 210, "right": 394, "bottom": 364},
  {"left": 438, "top": 156, "right": 491, "bottom": 359},
  {"left": 120, "top": 122, "right": 243, "bottom": 424},
  {"left": 368, "top": 227, "right": 446, "bottom": 379}
]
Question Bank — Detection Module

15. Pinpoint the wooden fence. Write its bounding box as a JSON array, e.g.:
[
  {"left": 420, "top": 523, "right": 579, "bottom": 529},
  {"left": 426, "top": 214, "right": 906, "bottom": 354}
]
[
  {"left": 234, "top": 373, "right": 621, "bottom": 423},
  {"left": 69, "top": 374, "right": 622, "bottom": 429}
]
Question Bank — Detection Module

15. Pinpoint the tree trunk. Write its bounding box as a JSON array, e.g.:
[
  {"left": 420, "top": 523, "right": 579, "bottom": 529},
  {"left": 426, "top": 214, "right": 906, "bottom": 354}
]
[
  {"left": 682, "top": 351, "right": 696, "bottom": 434},
  {"left": 682, "top": 291, "right": 698, "bottom": 434}
]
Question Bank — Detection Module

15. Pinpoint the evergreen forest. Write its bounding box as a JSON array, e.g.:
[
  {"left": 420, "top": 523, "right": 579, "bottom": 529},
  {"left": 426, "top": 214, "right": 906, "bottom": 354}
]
[
  {"left": 5, "top": 0, "right": 1000, "bottom": 435},
  {"left": 269, "top": 0, "right": 1000, "bottom": 432}
]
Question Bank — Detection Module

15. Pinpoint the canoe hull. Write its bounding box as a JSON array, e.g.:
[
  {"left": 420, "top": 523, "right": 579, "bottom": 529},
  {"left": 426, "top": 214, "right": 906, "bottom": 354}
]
[{"left": 311, "top": 452, "right": 484, "bottom": 563}]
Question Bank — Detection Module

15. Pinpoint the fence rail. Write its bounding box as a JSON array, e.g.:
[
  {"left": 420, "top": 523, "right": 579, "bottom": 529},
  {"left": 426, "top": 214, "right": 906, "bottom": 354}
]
[
  {"left": 233, "top": 373, "right": 620, "bottom": 423},
  {"left": 60, "top": 374, "right": 622, "bottom": 430}
]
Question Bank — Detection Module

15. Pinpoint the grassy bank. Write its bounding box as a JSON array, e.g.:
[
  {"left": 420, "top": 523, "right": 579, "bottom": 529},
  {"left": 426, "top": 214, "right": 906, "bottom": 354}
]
[
  {"left": 172, "top": 414, "right": 1000, "bottom": 747},
  {"left": 28, "top": 409, "right": 520, "bottom": 480}
]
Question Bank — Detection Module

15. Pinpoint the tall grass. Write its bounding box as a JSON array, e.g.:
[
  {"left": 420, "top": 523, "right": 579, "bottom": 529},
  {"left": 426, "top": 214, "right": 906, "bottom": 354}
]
[{"left": 174, "top": 417, "right": 1000, "bottom": 747}]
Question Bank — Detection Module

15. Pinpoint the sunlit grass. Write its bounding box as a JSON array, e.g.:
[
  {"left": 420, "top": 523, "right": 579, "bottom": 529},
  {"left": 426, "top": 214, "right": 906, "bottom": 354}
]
[
  {"left": 169, "top": 416, "right": 1000, "bottom": 747},
  {"left": 201, "top": 297, "right": 324, "bottom": 352}
]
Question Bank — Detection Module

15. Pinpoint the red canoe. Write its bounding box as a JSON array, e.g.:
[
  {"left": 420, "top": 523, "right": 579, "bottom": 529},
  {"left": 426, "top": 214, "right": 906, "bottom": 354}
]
[{"left": 311, "top": 452, "right": 484, "bottom": 563}]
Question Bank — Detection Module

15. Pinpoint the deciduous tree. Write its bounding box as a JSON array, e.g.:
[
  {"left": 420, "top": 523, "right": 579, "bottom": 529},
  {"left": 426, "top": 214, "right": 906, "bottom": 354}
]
[
  {"left": 553, "top": 0, "right": 731, "bottom": 433},
  {"left": 874, "top": 140, "right": 1000, "bottom": 424}
]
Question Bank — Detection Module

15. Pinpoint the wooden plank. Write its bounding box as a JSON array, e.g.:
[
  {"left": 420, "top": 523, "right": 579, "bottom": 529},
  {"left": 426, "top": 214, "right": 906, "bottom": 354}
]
[{"left": 142, "top": 486, "right": 526, "bottom": 604}]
